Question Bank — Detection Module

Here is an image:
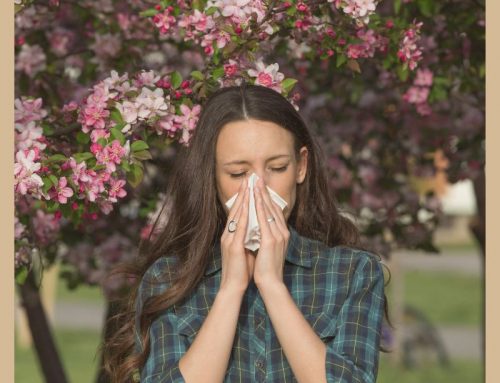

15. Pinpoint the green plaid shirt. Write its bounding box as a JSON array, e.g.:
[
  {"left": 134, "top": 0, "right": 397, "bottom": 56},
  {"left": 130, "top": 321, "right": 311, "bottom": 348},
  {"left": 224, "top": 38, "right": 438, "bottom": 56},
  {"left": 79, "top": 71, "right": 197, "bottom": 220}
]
[{"left": 135, "top": 224, "right": 385, "bottom": 382}]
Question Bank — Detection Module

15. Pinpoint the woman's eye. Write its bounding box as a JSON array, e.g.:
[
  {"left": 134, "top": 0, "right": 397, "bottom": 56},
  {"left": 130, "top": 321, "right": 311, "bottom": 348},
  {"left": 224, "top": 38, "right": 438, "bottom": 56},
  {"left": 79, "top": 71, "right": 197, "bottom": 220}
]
[
  {"left": 230, "top": 172, "right": 246, "bottom": 178},
  {"left": 229, "top": 166, "right": 288, "bottom": 178}
]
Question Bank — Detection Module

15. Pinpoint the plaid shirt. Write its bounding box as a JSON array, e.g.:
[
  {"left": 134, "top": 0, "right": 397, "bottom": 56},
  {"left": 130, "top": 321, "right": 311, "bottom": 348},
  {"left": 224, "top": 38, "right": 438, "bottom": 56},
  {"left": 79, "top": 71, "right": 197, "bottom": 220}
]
[{"left": 135, "top": 223, "right": 385, "bottom": 382}]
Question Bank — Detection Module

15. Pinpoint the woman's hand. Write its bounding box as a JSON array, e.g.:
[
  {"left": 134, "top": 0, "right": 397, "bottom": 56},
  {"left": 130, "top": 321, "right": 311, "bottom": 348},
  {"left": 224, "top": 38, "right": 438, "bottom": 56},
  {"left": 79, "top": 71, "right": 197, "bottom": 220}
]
[
  {"left": 252, "top": 177, "right": 290, "bottom": 288},
  {"left": 219, "top": 178, "right": 255, "bottom": 294}
]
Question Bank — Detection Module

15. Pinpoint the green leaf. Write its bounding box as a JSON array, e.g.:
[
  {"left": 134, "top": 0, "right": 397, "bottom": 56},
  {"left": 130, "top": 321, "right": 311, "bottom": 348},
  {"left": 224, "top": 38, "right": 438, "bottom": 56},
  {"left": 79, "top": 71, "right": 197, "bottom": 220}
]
[
  {"left": 132, "top": 150, "right": 153, "bottom": 161},
  {"left": 41, "top": 123, "right": 55, "bottom": 136},
  {"left": 139, "top": 9, "right": 159, "bottom": 17},
  {"left": 417, "top": 0, "right": 434, "bottom": 17},
  {"left": 286, "top": 5, "right": 297, "bottom": 16},
  {"left": 15, "top": 267, "right": 28, "bottom": 285},
  {"left": 76, "top": 131, "right": 90, "bottom": 144},
  {"left": 110, "top": 108, "right": 124, "bottom": 124},
  {"left": 397, "top": 65, "right": 409, "bottom": 82},
  {"left": 336, "top": 54, "right": 347, "bottom": 68},
  {"left": 191, "top": 71, "right": 204, "bottom": 81},
  {"left": 131, "top": 140, "right": 149, "bottom": 152},
  {"left": 42, "top": 176, "right": 53, "bottom": 193},
  {"left": 74, "top": 152, "right": 94, "bottom": 163},
  {"left": 48, "top": 154, "right": 67, "bottom": 163},
  {"left": 121, "top": 161, "right": 131, "bottom": 172},
  {"left": 127, "top": 163, "right": 144, "bottom": 188},
  {"left": 206, "top": 6, "right": 218, "bottom": 15},
  {"left": 394, "top": 0, "right": 402, "bottom": 14},
  {"left": 281, "top": 78, "right": 298, "bottom": 94},
  {"left": 170, "top": 71, "right": 182, "bottom": 89},
  {"left": 49, "top": 174, "right": 59, "bottom": 187},
  {"left": 110, "top": 127, "right": 126, "bottom": 145},
  {"left": 211, "top": 67, "right": 225, "bottom": 81}
]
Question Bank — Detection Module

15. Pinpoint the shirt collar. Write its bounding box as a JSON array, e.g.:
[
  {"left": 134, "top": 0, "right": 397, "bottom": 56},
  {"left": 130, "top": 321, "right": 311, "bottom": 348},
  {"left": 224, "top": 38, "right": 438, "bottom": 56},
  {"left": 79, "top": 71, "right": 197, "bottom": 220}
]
[{"left": 204, "top": 223, "right": 312, "bottom": 277}]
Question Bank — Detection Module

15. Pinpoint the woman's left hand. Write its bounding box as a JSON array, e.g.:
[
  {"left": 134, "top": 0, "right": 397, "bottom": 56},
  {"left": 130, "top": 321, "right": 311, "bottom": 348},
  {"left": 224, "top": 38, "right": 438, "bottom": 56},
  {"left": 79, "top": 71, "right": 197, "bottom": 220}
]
[{"left": 253, "top": 177, "right": 290, "bottom": 288}]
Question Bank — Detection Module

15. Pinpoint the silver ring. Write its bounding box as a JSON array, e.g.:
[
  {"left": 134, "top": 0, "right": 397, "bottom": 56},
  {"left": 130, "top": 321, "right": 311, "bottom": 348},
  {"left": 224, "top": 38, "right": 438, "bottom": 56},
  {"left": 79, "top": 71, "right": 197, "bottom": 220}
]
[
  {"left": 267, "top": 217, "right": 275, "bottom": 223},
  {"left": 228, "top": 219, "right": 237, "bottom": 233}
]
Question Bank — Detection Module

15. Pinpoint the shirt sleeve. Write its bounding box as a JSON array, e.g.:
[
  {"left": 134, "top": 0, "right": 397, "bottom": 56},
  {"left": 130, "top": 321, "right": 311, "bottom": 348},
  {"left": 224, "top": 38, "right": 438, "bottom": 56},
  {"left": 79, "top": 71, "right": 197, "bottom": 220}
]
[
  {"left": 324, "top": 252, "right": 385, "bottom": 383},
  {"left": 134, "top": 257, "right": 187, "bottom": 383}
]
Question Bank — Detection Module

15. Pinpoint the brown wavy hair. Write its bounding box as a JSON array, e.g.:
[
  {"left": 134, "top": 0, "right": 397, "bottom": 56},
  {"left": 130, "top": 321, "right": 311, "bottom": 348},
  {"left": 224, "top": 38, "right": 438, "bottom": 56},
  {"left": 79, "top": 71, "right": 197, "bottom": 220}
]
[{"left": 102, "top": 83, "right": 393, "bottom": 382}]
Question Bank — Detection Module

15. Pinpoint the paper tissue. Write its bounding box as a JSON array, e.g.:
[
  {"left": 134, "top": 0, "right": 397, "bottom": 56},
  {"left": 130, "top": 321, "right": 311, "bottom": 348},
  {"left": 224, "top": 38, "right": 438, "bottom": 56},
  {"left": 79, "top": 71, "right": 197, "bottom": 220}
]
[{"left": 224, "top": 172, "right": 288, "bottom": 251}]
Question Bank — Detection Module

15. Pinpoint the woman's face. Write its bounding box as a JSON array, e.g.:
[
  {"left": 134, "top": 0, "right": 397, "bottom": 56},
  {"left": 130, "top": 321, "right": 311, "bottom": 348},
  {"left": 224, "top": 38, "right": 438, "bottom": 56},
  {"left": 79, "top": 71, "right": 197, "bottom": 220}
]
[{"left": 215, "top": 119, "right": 308, "bottom": 222}]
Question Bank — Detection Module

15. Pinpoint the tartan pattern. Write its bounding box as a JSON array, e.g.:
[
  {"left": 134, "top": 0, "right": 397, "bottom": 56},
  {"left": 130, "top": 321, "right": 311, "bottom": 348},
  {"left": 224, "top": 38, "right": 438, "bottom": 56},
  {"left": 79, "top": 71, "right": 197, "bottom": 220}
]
[{"left": 135, "top": 223, "right": 385, "bottom": 382}]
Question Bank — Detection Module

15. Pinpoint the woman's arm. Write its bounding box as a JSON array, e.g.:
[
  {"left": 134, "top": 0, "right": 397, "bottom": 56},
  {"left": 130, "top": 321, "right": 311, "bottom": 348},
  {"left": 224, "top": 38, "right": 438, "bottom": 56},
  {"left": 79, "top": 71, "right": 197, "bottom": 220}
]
[
  {"left": 257, "top": 253, "right": 385, "bottom": 383},
  {"left": 178, "top": 286, "right": 245, "bottom": 383}
]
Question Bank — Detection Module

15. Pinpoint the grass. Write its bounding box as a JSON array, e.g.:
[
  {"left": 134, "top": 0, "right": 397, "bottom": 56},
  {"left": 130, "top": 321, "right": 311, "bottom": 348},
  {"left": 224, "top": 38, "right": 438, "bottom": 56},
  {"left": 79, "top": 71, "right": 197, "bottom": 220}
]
[
  {"left": 377, "top": 353, "right": 483, "bottom": 383},
  {"left": 57, "top": 279, "right": 104, "bottom": 303},
  {"left": 403, "top": 270, "right": 482, "bottom": 326},
  {"left": 15, "top": 330, "right": 102, "bottom": 383}
]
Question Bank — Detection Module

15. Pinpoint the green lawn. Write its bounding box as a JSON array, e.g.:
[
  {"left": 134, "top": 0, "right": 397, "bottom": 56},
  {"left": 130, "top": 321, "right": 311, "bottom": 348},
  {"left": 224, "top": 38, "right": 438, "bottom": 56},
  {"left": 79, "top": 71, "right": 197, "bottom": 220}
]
[
  {"left": 15, "top": 330, "right": 102, "bottom": 383},
  {"left": 57, "top": 280, "right": 104, "bottom": 303},
  {"left": 378, "top": 353, "right": 483, "bottom": 383},
  {"left": 403, "top": 270, "right": 482, "bottom": 326}
]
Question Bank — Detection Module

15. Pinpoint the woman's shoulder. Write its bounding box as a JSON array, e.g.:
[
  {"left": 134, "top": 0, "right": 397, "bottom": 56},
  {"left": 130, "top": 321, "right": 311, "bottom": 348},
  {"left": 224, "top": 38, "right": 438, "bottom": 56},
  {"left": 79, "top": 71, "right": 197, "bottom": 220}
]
[
  {"left": 315, "top": 242, "right": 385, "bottom": 279},
  {"left": 137, "top": 255, "right": 180, "bottom": 298}
]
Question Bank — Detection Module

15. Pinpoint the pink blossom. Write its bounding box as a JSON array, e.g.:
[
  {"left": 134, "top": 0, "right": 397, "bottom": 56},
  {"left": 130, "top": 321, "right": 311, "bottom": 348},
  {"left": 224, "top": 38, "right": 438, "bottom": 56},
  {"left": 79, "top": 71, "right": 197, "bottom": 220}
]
[
  {"left": 403, "top": 86, "right": 429, "bottom": 104},
  {"left": 336, "top": 0, "right": 378, "bottom": 24},
  {"left": 15, "top": 44, "right": 46, "bottom": 78},
  {"left": 96, "top": 140, "right": 126, "bottom": 173},
  {"left": 15, "top": 216, "right": 26, "bottom": 239},
  {"left": 135, "top": 87, "right": 169, "bottom": 119},
  {"left": 14, "top": 149, "right": 43, "bottom": 196},
  {"left": 80, "top": 104, "right": 110, "bottom": 131},
  {"left": 108, "top": 178, "right": 127, "bottom": 202},
  {"left": 398, "top": 21, "right": 423, "bottom": 70},
  {"left": 247, "top": 61, "right": 285, "bottom": 92},
  {"left": 174, "top": 104, "right": 201, "bottom": 146},
  {"left": 414, "top": 68, "right": 433, "bottom": 87},
  {"left": 15, "top": 121, "right": 47, "bottom": 151},
  {"left": 90, "top": 33, "right": 122, "bottom": 58},
  {"left": 32, "top": 210, "right": 60, "bottom": 246},
  {"left": 15, "top": 97, "right": 47, "bottom": 124},
  {"left": 47, "top": 27, "right": 74, "bottom": 57},
  {"left": 224, "top": 59, "right": 239, "bottom": 76},
  {"left": 49, "top": 176, "right": 74, "bottom": 204},
  {"left": 153, "top": 8, "right": 177, "bottom": 34}
]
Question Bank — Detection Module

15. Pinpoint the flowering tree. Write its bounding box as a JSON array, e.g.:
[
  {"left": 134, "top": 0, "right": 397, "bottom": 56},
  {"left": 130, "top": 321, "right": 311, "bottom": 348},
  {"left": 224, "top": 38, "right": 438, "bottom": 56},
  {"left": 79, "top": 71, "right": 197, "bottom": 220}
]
[{"left": 14, "top": 0, "right": 484, "bottom": 382}]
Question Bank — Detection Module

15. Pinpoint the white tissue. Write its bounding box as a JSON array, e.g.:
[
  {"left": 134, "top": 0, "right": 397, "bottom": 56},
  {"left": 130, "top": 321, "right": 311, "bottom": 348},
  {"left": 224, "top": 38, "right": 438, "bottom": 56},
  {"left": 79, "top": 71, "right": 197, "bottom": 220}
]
[{"left": 224, "top": 172, "right": 288, "bottom": 251}]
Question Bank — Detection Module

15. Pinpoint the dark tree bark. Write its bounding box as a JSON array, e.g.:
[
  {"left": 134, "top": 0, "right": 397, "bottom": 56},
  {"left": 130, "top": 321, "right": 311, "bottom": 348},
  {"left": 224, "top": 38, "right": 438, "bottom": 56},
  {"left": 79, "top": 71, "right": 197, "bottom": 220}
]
[
  {"left": 18, "top": 270, "right": 69, "bottom": 383},
  {"left": 468, "top": 167, "right": 485, "bottom": 368},
  {"left": 469, "top": 168, "right": 485, "bottom": 256}
]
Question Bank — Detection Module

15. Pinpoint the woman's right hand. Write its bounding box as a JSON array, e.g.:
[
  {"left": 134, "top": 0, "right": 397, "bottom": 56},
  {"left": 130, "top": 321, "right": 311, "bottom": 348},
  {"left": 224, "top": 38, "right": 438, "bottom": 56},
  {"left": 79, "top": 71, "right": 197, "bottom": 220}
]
[{"left": 219, "top": 178, "right": 253, "bottom": 294}]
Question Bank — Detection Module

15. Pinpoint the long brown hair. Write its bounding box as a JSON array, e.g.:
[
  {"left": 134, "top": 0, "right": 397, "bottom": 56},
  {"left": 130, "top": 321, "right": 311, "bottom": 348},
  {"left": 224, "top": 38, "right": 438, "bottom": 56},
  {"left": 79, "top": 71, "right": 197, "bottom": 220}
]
[{"left": 102, "top": 83, "right": 393, "bottom": 382}]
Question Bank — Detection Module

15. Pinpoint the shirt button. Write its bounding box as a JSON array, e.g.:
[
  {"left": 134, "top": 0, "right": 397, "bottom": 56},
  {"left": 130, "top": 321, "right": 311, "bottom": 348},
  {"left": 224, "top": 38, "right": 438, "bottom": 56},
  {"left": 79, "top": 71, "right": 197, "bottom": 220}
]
[{"left": 255, "top": 360, "right": 264, "bottom": 369}]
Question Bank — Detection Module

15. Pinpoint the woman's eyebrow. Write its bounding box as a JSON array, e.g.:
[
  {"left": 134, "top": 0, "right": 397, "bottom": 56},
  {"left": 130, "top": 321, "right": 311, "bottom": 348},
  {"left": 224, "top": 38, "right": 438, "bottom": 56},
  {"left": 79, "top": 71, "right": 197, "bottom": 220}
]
[{"left": 223, "top": 154, "right": 291, "bottom": 166}]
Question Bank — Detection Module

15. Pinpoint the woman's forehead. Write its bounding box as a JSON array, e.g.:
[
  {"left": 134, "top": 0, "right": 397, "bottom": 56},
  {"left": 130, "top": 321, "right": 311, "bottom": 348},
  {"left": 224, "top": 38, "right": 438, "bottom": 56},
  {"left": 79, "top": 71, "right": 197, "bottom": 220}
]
[{"left": 216, "top": 119, "right": 294, "bottom": 160}]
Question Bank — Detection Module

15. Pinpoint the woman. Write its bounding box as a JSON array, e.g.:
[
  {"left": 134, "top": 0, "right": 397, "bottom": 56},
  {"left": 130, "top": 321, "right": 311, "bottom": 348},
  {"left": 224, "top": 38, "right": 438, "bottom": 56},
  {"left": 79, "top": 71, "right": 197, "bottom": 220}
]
[{"left": 104, "top": 83, "right": 392, "bottom": 382}]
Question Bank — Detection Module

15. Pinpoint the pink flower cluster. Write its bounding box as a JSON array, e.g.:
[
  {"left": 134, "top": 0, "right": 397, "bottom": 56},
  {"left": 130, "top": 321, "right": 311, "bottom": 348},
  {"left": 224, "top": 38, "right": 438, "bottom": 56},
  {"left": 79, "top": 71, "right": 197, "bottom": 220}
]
[
  {"left": 15, "top": 44, "right": 47, "bottom": 78},
  {"left": 346, "top": 28, "right": 388, "bottom": 59},
  {"left": 150, "top": 1, "right": 274, "bottom": 56},
  {"left": 398, "top": 20, "right": 423, "bottom": 70},
  {"left": 403, "top": 68, "right": 433, "bottom": 115},
  {"left": 332, "top": 0, "right": 379, "bottom": 24},
  {"left": 247, "top": 60, "right": 285, "bottom": 93}
]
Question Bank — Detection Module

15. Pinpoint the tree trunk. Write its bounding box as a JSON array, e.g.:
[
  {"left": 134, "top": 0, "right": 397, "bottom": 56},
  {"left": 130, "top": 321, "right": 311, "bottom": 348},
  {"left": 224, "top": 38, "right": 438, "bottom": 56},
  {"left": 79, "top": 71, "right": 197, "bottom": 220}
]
[
  {"left": 469, "top": 168, "right": 485, "bottom": 256},
  {"left": 18, "top": 270, "right": 68, "bottom": 383},
  {"left": 469, "top": 167, "right": 485, "bottom": 367}
]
